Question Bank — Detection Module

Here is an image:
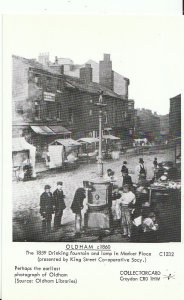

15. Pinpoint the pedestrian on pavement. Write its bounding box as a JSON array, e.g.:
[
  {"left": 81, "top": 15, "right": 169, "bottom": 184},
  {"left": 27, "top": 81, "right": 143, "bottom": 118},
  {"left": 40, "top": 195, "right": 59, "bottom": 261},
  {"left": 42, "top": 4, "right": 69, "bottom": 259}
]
[
  {"left": 153, "top": 157, "right": 158, "bottom": 178},
  {"left": 121, "top": 161, "right": 128, "bottom": 175},
  {"left": 116, "top": 184, "right": 136, "bottom": 238},
  {"left": 40, "top": 185, "right": 54, "bottom": 233},
  {"left": 70, "top": 187, "right": 86, "bottom": 236},
  {"left": 53, "top": 182, "right": 66, "bottom": 230},
  {"left": 153, "top": 157, "right": 158, "bottom": 169},
  {"left": 135, "top": 158, "right": 147, "bottom": 181}
]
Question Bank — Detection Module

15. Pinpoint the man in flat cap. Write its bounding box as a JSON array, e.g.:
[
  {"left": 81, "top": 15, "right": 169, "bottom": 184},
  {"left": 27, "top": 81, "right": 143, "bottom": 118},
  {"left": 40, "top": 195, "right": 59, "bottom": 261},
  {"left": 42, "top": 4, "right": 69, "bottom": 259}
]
[
  {"left": 53, "top": 182, "right": 66, "bottom": 230},
  {"left": 40, "top": 185, "right": 54, "bottom": 233}
]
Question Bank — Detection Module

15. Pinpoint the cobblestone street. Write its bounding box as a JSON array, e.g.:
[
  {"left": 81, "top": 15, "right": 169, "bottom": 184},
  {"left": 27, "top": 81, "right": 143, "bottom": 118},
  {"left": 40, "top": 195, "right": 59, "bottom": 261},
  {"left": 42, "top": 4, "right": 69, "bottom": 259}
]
[{"left": 13, "top": 150, "right": 173, "bottom": 242}]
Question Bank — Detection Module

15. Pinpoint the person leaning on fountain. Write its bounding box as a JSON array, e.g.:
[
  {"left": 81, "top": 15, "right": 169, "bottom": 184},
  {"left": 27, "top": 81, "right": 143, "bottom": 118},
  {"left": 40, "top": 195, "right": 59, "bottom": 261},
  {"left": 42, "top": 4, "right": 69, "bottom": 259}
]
[{"left": 70, "top": 187, "right": 86, "bottom": 237}]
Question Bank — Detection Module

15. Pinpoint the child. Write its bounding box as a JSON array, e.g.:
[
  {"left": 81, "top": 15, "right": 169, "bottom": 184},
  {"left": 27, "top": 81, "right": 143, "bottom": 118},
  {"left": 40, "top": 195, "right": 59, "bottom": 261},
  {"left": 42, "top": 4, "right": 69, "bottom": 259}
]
[
  {"left": 116, "top": 184, "right": 136, "bottom": 237},
  {"left": 141, "top": 212, "right": 159, "bottom": 242}
]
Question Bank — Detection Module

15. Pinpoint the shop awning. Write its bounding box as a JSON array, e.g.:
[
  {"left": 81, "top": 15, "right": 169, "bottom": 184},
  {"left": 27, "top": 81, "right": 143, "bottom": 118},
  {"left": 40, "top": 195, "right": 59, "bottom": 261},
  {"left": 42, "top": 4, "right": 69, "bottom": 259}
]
[
  {"left": 50, "top": 138, "right": 81, "bottom": 147},
  {"left": 77, "top": 137, "right": 99, "bottom": 144},
  {"left": 31, "top": 125, "right": 71, "bottom": 135},
  {"left": 49, "top": 126, "right": 71, "bottom": 135},
  {"left": 102, "top": 135, "right": 120, "bottom": 140}
]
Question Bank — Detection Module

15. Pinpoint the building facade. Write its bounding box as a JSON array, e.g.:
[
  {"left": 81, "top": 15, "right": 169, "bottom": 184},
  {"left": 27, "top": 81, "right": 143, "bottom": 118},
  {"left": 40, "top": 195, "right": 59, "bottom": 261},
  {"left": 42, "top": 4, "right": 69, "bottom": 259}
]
[
  {"left": 134, "top": 108, "right": 160, "bottom": 141},
  {"left": 159, "top": 114, "right": 169, "bottom": 140},
  {"left": 169, "top": 94, "right": 181, "bottom": 138},
  {"left": 12, "top": 55, "right": 134, "bottom": 150}
]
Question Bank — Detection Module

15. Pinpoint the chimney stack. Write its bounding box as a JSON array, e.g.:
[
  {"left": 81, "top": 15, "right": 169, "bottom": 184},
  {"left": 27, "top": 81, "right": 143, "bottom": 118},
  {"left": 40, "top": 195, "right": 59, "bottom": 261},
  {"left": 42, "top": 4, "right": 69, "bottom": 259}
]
[
  {"left": 99, "top": 54, "right": 114, "bottom": 90},
  {"left": 80, "top": 64, "right": 93, "bottom": 84},
  {"left": 38, "top": 52, "right": 50, "bottom": 66}
]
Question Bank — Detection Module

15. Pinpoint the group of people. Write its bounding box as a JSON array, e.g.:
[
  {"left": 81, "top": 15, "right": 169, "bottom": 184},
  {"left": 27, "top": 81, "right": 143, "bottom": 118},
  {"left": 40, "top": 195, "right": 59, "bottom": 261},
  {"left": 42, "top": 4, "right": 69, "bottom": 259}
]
[
  {"left": 39, "top": 156, "right": 175, "bottom": 241},
  {"left": 40, "top": 181, "right": 86, "bottom": 234},
  {"left": 104, "top": 158, "right": 159, "bottom": 241}
]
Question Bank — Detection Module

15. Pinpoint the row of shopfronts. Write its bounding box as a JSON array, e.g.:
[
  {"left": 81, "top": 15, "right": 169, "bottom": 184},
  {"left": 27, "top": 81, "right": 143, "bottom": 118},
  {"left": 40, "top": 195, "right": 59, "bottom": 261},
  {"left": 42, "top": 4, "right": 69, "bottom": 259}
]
[{"left": 12, "top": 123, "right": 124, "bottom": 179}]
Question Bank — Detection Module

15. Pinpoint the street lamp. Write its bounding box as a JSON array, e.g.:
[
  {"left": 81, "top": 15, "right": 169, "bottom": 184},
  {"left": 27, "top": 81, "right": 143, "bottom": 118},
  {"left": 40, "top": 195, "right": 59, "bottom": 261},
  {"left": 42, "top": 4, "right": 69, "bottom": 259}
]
[
  {"left": 83, "top": 91, "right": 112, "bottom": 231},
  {"left": 95, "top": 91, "right": 107, "bottom": 177}
]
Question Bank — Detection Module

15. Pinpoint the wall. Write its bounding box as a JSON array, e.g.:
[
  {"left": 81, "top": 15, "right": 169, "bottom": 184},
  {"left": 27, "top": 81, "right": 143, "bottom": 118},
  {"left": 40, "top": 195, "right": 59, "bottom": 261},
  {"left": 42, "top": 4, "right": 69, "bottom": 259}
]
[
  {"left": 12, "top": 56, "right": 29, "bottom": 123},
  {"left": 169, "top": 95, "right": 181, "bottom": 138}
]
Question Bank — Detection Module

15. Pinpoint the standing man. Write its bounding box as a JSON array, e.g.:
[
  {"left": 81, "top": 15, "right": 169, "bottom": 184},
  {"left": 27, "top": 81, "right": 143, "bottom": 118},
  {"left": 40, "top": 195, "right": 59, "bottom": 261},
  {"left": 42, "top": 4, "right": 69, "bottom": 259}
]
[
  {"left": 40, "top": 185, "right": 54, "bottom": 233},
  {"left": 53, "top": 182, "right": 66, "bottom": 230},
  {"left": 135, "top": 158, "right": 147, "bottom": 181},
  {"left": 71, "top": 187, "right": 86, "bottom": 236}
]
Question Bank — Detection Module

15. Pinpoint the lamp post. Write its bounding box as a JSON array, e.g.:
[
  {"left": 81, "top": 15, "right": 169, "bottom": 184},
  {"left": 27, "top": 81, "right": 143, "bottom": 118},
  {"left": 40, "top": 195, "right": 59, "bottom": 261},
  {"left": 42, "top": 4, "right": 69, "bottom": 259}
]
[
  {"left": 95, "top": 91, "right": 107, "bottom": 177},
  {"left": 83, "top": 91, "right": 112, "bottom": 232}
]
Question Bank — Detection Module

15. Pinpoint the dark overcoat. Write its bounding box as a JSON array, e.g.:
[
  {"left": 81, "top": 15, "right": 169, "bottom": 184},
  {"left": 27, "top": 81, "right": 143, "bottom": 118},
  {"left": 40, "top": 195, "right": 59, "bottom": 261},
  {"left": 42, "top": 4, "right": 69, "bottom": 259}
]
[
  {"left": 71, "top": 188, "right": 86, "bottom": 214},
  {"left": 53, "top": 189, "right": 66, "bottom": 212},
  {"left": 40, "top": 192, "right": 54, "bottom": 216}
]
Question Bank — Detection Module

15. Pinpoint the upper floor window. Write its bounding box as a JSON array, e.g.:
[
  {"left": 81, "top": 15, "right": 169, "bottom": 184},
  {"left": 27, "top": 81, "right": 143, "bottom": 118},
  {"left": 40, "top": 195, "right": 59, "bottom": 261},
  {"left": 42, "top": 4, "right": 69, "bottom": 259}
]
[
  {"left": 89, "top": 109, "right": 93, "bottom": 116},
  {"left": 57, "top": 103, "right": 62, "bottom": 120},
  {"left": 68, "top": 108, "right": 74, "bottom": 124},
  {"left": 104, "top": 111, "right": 108, "bottom": 124},
  {"left": 35, "top": 101, "right": 41, "bottom": 119}
]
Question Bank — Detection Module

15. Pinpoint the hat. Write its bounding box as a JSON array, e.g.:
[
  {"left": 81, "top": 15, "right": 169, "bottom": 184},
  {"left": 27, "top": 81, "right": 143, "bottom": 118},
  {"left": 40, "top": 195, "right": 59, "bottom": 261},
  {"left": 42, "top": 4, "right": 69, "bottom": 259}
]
[
  {"left": 45, "top": 184, "right": 51, "bottom": 189},
  {"left": 139, "top": 158, "right": 144, "bottom": 163},
  {"left": 123, "top": 161, "right": 127, "bottom": 164},
  {"left": 142, "top": 202, "right": 150, "bottom": 207},
  {"left": 160, "top": 175, "right": 167, "bottom": 181},
  {"left": 57, "top": 181, "right": 63, "bottom": 186}
]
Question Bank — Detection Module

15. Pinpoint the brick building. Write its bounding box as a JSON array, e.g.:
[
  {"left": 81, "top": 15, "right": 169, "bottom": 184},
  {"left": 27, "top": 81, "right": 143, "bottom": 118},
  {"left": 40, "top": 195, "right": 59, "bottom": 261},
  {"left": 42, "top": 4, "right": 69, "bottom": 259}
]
[
  {"left": 169, "top": 94, "right": 181, "bottom": 138},
  {"left": 134, "top": 108, "right": 160, "bottom": 141},
  {"left": 159, "top": 114, "right": 169, "bottom": 140},
  {"left": 12, "top": 55, "right": 134, "bottom": 151}
]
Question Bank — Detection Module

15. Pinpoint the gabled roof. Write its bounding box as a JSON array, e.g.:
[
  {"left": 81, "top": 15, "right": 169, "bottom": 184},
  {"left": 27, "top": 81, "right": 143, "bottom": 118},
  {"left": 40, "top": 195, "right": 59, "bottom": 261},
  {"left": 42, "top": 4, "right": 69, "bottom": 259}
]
[
  {"left": 13, "top": 55, "right": 126, "bottom": 100},
  {"left": 64, "top": 76, "right": 124, "bottom": 99},
  {"left": 13, "top": 55, "right": 62, "bottom": 76}
]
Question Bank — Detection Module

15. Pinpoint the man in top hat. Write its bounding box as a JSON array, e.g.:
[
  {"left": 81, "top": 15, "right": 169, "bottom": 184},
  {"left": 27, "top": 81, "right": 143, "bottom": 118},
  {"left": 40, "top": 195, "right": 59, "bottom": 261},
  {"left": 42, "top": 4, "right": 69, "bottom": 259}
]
[
  {"left": 135, "top": 158, "right": 147, "bottom": 181},
  {"left": 53, "top": 181, "right": 66, "bottom": 229},
  {"left": 40, "top": 185, "right": 54, "bottom": 233}
]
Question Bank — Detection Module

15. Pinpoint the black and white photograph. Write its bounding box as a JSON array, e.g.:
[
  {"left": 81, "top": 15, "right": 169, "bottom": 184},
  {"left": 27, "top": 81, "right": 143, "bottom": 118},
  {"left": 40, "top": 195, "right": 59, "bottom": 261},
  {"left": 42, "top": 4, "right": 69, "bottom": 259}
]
[{"left": 10, "top": 15, "right": 181, "bottom": 243}]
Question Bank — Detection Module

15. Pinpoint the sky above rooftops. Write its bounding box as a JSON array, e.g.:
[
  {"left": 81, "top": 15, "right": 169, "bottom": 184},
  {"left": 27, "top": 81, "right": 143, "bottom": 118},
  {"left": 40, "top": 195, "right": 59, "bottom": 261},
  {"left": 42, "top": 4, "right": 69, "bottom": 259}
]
[{"left": 4, "top": 15, "right": 182, "bottom": 115}]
